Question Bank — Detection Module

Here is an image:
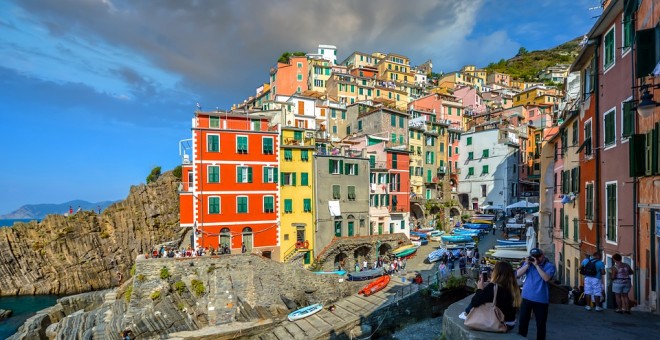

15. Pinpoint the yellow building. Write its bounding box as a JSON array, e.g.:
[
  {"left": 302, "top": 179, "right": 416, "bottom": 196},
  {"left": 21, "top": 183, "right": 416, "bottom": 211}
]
[
  {"left": 308, "top": 58, "right": 333, "bottom": 92},
  {"left": 279, "top": 127, "right": 316, "bottom": 265},
  {"left": 374, "top": 84, "right": 408, "bottom": 111},
  {"left": 341, "top": 51, "right": 378, "bottom": 69},
  {"left": 461, "top": 65, "right": 488, "bottom": 83},
  {"left": 513, "top": 86, "right": 561, "bottom": 106},
  {"left": 408, "top": 122, "right": 425, "bottom": 197},
  {"left": 377, "top": 53, "right": 414, "bottom": 84},
  {"left": 326, "top": 73, "right": 358, "bottom": 105}
]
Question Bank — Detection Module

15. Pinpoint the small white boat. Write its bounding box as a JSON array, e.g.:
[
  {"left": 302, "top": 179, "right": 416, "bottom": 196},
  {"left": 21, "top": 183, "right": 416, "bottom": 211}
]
[{"left": 288, "top": 303, "right": 323, "bottom": 321}]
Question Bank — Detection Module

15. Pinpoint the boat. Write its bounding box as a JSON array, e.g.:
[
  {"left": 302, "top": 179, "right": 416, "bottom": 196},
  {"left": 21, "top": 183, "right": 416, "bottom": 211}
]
[
  {"left": 496, "top": 239, "right": 526, "bottom": 246},
  {"left": 462, "top": 223, "right": 491, "bottom": 230},
  {"left": 359, "top": 275, "right": 391, "bottom": 296},
  {"left": 440, "top": 235, "right": 475, "bottom": 243},
  {"left": 429, "top": 230, "right": 444, "bottom": 241},
  {"left": 392, "top": 244, "right": 415, "bottom": 253},
  {"left": 288, "top": 303, "right": 323, "bottom": 321},
  {"left": 427, "top": 248, "right": 446, "bottom": 263},
  {"left": 451, "top": 228, "right": 481, "bottom": 236},
  {"left": 347, "top": 267, "right": 385, "bottom": 281},
  {"left": 313, "top": 270, "right": 347, "bottom": 275},
  {"left": 393, "top": 245, "right": 419, "bottom": 258}
]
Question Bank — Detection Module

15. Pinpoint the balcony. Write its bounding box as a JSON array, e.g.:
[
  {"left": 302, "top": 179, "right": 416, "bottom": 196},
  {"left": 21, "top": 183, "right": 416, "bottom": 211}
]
[
  {"left": 282, "top": 137, "right": 314, "bottom": 147},
  {"left": 437, "top": 166, "right": 446, "bottom": 175},
  {"left": 317, "top": 146, "right": 365, "bottom": 158}
]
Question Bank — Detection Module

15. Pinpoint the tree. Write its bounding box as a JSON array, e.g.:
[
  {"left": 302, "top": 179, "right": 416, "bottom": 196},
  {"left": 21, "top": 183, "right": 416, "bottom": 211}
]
[
  {"left": 146, "top": 166, "right": 162, "bottom": 184},
  {"left": 517, "top": 47, "right": 529, "bottom": 56},
  {"left": 172, "top": 165, "right": 182, "bottom": 180}
]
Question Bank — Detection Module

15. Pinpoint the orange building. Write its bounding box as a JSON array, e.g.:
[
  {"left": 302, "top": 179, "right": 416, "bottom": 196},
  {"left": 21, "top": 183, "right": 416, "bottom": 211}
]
[
  {"left": 270, "top": 56, "right": 309, "bottom": 97},
  {"left": 179, "top": 110, "right": 280, "bottom": 256}
]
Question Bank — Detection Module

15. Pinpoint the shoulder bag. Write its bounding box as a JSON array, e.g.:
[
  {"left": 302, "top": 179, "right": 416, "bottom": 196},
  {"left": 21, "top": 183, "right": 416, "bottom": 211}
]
[{"left": 464, "top": 283, "right": 507, "bottom": 333}]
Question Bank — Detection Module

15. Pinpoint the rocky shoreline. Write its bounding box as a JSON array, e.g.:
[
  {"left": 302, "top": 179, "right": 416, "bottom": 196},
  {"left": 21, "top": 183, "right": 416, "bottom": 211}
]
[{"left": 0, "top": 309, "right": 12, "bottom": 320}]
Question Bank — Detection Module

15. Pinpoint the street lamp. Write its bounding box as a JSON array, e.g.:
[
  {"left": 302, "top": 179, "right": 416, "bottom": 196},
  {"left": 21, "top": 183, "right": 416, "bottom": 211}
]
[{"left": 637, "top": 84, "right": 660, "bottom": 118}]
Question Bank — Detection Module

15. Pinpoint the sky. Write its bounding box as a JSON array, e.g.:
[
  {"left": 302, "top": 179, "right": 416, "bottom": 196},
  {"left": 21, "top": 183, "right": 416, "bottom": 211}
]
[{"left": 0, "top": 0, "right": 601, "bottom": 214}]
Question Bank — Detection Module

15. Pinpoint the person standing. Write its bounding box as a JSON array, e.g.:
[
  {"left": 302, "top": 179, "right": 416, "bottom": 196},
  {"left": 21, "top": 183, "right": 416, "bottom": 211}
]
[
  {"left": 459, "top": 255, "right": 467, "bottom": 276},
  {"left": 241, "top": 242, "right": 247, "bottom": 253},
  {"left": 580, "top": 251, "right": 605, "bottom": 311},
  {"left": 610, "top": 253, "right": 634, "bottom": 314},
  {"left": 516, "top": 248, "right": 556, "bottom": 340}
]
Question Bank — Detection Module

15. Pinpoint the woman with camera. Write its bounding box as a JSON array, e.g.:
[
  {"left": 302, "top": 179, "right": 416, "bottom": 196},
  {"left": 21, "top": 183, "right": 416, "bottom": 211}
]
[
  {"left": 460, "top": 261, "right": 521, "bottom": 331},
  {"left": 516, "top": 248, "right": 556, "bottom": 340}
]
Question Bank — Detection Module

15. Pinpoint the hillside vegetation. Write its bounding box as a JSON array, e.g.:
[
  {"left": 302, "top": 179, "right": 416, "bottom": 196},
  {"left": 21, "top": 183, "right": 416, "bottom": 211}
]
[{"left": 485, "top": 37, "right": 583, "bottom": 82}]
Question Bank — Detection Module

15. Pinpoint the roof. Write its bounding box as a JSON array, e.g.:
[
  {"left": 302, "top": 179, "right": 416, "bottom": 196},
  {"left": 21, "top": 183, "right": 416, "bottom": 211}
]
[{"left": 570, "top": 0, "right": 623, "bottom": 72}]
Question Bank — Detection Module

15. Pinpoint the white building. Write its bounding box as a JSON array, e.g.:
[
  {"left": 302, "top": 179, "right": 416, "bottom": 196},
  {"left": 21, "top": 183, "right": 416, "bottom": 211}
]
[{"left": 457, "top": 128, "right": 519, "bottom": 211}]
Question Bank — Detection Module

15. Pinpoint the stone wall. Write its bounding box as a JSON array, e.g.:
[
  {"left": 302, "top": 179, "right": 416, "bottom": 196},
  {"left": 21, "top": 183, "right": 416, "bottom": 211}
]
[
  {"left": 315, "top": 233, "right": 410, "bottom": 271},
  {"left": 0, "top": 172, "right": 184, "bottom": 296}
]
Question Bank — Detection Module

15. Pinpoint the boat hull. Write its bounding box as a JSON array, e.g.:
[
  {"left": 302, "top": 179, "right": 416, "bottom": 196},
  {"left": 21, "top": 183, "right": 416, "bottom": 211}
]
[
  {"left": 393, "top": 246, "right": 419, "bottom": 258},
  {"left": 288, "top": 303, "right": 323, "bottom": 321},
  {"left": 440, "top": 235, "right": 474, "bottom": 243},
  {"left": 359, "top": 275, "right": 391, "bottom": 296},
  {"left": 347, "top": 268, "right": 385, "bottom": 281}
]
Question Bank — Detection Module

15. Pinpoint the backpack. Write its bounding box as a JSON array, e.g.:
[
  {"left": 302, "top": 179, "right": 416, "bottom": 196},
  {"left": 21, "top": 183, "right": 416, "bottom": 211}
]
[{"left": 580, "top": 259, "right": 598, "bottom": 276}]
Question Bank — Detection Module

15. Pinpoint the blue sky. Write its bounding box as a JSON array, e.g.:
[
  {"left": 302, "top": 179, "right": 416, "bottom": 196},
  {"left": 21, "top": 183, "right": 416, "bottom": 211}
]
[{"left": 0, "top": 0, "right": 600, "bottom": 214}]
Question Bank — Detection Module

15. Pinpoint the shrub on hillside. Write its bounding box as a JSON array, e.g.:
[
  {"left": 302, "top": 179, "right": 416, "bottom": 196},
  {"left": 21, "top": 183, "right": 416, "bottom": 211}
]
[{"left": 146, "top": 166, "right": 162, "bottom": 184}]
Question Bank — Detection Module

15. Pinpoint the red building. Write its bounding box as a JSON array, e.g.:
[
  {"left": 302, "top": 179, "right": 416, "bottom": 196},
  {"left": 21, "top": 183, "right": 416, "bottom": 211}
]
[
  {"left": 386, "top": 147, "right": 411, "bottom": 231},
  {"left": 179, "top": 111, "right": 279, "bottom": 254}
]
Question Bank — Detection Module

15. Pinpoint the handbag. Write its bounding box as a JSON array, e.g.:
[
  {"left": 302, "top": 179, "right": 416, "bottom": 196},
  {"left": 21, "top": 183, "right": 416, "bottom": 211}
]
[{"left": 463, "top": 283, "right": 507, "bottom": 333}]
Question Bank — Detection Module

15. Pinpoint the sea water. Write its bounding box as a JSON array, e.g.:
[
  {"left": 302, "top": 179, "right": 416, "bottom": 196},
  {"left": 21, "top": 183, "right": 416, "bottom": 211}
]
[
  {"left": 0, "top": 295, "right": 60, "bottom": 338},
  {"left": 0, "top": 219, "right": 40, "bottom": 227}
]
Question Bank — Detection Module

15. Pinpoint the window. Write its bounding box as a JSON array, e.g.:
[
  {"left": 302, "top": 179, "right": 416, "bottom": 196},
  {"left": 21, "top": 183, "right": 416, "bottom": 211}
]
[
  {"left": 584, "top": 183, "right": 594, "bottom": 220},
  {"left": 236, "top": 166, "right": 253, "bottom": 183},
  {"left": 468, "top": 167, "right": 474, "bottom": 176},
  {"left": 391, "top": 133, "right": 396, "bottom": 143},
  {"left": 345, "top": 163, "right": 358, "bottom": 175},
  {"left": 284, "top": 199, "right": 292, "bottom": 213},
  {"left": 207, "top": 134, "right": 219, "bottom": 152},
  {"left": 348, "top": 186, "right": 356, "bottom": 201},
  {"left": 281, "top": 172, "right": 296, "bottom": 186},
  {"left": 332, "top": 185, "right": 341, "bottom": 199},
  {"left": 263, "top": 167, "right": 277, "bottom": 183},
  {"left": 467, "top": 137, "right": 472, "bottom": 145},
  {"left": 426, "top": 151, "right": 434, "bottom": 164},
  {"left": 297, "top": 74, "right": 303, "bottom": 81},
  {"left": 369, "top": 155, "right": 376, "bottom": 168},
  {"left": 332, "top": 126, "right": 337, "bottom": 133},
  {"left": 481, "top": 184, "right": 487, "bottom": 197},
  {"left": 284, "top": 149, "right": 293, "bottom": 161},
  {"left": 329, "top": 159, "right": 343, "bottom": 174},
  {"left": 572, "top": 122, "right": 578, "bottom": 145},
  {"left": 622, "top": 10, "right": 633, "bottom": 51},
  {"left": 301, "top": 150, "right": 309, "bottom": 161},
  {"left": 263, "top": 196, "right": 274, "bottom": 213},
  {"left": 331, "top": 109, "right": 336, "bottom": 118},
  {"left": 482, "top": 165, "right": 489, "bottom": 174},
  {"left": 606, "top": 182, "right": 617, "bottom": 242},
  {"left": 455, "top": 147, "right": 459, "bottom": 155},
  {"left": 392, "top": 154, "right": 398, "bottom": 168},
  {"left": 391, "top": 114, "right": 396, "bottom": 127},
  {"left": 482, "top": 149, "right": 489, "bottom": 158},
  {"left": 210, "top": 116, "right": 219, "bottom": 128},
  {"left": 468, "top": 152, "right": 474, "bottom": 160},
  {"left": 263, "top": 137, "right": 274, "bottom": 154},
  {"left": 604, "top": 109, "right": 616, "bottom": 147},
  {"left": 358, "top": 121, "right": 362, "bottom": 131},
  {"left": 303, "top": 198, "right": 312, "bottom": 212},
  {"left": 348, "top": 221, "right": 354, "bottom": 236},
  {"left": 399, "top": 135, "right": 404, "bottom": 145},
  {"left": 237, "top": 136, "right": 248, "bottom": 153},
  {"left": 301, "top": 172, "right": 309, "bottom": 186},
  {"left": 209, "top": 197, "right": 220, "bottom": 214},
  {"left": 573, "top": 218, "right": 579, "bottom": 242},
  {"left": 440, "top": 142, "right": 445, "bottom": 152},
  {"left": 584, "top": 119, "right": 593, "bottom": 156},
  {"left": 342, "top": 111, "right": 346, "bottom": 119},
  {"left": 399, "top": 116, "right": 404, "bottom": 128},
  {"left": 604, "top": 26, "right": 615, "bottom": 71},
  {"left": 334, "top": 221, "right": 342, "bottom": 237},
  {"left": 237, "top": 196, "right": 248, "bottom": 213},
  {"left": 208, "top": 165, "right": 219, "bottom": 183}
]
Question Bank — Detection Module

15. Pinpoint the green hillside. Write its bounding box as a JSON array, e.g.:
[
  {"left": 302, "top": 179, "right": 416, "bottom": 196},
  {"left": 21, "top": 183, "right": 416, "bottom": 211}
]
[{"left": 485, "top": 37, "right": 583, "bottom": 82}]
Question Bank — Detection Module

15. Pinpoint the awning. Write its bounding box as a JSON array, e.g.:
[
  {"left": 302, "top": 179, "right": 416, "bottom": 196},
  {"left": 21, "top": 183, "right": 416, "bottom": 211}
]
[{"left": 328, "top": 201, "right": 341, "bottom": 216}]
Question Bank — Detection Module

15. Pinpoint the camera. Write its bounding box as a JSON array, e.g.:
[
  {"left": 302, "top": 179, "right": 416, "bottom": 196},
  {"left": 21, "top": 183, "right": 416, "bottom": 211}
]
[
  {"left": 481, "top": 271, "right": 489, "bottom": 282},
  {"left": 528, "top": 256, "right": 536, "bottom": 263}
]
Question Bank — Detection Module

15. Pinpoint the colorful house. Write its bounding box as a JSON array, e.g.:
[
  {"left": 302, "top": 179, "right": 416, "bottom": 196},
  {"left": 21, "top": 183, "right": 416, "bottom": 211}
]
[
  {"left": 270, "top": 55, "right": 309, "bottom": 97},
  {"left": 179, "top": 110, "right": 280, "bottom": 256}
]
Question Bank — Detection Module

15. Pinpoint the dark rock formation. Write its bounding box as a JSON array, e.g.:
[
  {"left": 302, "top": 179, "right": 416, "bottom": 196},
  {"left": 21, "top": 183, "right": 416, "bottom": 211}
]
[
  {"left": 0, "top": 308, "right": 12, "bottom": 320},
  {"left": 0, "top": 172, "right": 183, "bottom": 296}
]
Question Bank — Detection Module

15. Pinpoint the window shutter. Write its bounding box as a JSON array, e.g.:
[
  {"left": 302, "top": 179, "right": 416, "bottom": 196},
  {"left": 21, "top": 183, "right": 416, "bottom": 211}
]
[
  {"left": 646, "top": 131, "right": 653, "bottom": 176},
  {"left": 355, "top": 165, "right": 359, "bottom": 175},
  {"left": 292, "top": 172, "right": 297, "bottom": 186},
  {"left": 274, "top": 167, "right": 278, "bottom": 183},
  {"left": 247, "top": 167, "right": 253, "bottom": 183},
  {"left": 237, "top": 168, "right": 242, "bottom": 183},
  {"left": 576, "top": 168, "right": 580, "bottom": 193},
  {"left": 622, "top": 101, "right": 634, "bottom": 137},
  {"left": 263, "top": 168, "right": 268, "bottom": 183},
  {"left": 636, "top": 27, "right": 659, "bottom": 78},
  {"left": 654, "top": 124, "right": 659, "bottom": 174},
  {"left": 329, "top": 159, "right": 333, "bottom": 173},
  {"left": 625, "top": 134, "right": 643, "bottom": 176},
  {"left": 339, "top": 160, "right": 344, "bottom": 174}
]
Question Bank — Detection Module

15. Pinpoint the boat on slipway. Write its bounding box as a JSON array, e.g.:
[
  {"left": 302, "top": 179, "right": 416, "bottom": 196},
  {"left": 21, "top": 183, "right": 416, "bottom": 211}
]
[
  {"left": 392, "top": 245, "right": 419, "bottom": 258},
  {"left": 359, "top": 275, "right": 391, "bottom": 296},
  {"left": 440, "top": 234, "right": 475, "bottom": 243},
  {"left": 288, "top": 303, "right": 323, "bottom": 321},
  {"left": 312, "top": 270, "right": 346, "bottom": 275},
  {"left": 347, "top": 267, "right": 385, "bottom": 281},
  {"left": 427, "top": 248, "right": 446, "bottom": 263}
]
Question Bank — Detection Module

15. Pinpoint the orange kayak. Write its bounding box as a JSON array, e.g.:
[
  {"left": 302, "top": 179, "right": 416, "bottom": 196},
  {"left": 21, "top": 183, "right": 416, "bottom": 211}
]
[{"left": 359, "top": 275, "right": 390, "bottom": 296}]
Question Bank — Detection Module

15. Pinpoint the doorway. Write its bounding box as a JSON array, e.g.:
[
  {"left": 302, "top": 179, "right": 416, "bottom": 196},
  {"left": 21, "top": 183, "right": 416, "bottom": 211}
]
[{"left": 242, "top": 227, "right": 253, "bottom": 253}]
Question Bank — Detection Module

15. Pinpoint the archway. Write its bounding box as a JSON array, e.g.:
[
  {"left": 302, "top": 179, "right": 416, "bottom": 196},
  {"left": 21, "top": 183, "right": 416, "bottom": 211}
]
[
  {"left": 450, "top": 207, "right": 461, "bottom": 218},
  {"left": 458, "top": 194, "right": 469, "bottom": 209},
  {"left": 378, "top": 243, "right": 392, "bottom": 256},
  {"left": 353, "top": 245, "right": 372, "bottom": 268},
  {"left": 334, "top": 252, "right": 348, "bottom": 271},
  {"left": 220, "top": 228, "right": 231, "bottom": 253}
]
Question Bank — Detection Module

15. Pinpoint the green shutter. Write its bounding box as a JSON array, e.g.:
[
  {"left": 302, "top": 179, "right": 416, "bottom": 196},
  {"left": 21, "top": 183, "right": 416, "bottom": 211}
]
[
  {"left": 329, "top": 159, "right": 333, "bottom": 173},
  {"left": 292, "top": 172, "right": 297, "bottom": 186},
  {"left": 483, "top": 149, "right": 489, "bottom": 158},
  {"left": 636, "top": 27, "right": 658, "bottom": 78},
  {"left": 467, "top": 137, "right": 472, "bottom": 145},
  {"left": 301, "top": 172, "right": 308, "bottom": 186},
  {"left": 630, "top": 134, "right": 646, "bottom": 177},
  {"left": 339, "top": 160, "right": 344, "bottom": 174},
  {"left": 274, "top": 167, "right": 278, "bottom": 183},
  {"left": 623, "top": 101, "right": 634, "bottom": 137},
  {"left": 237, "top": 167, "right": 242, "bottom": 183},
  {"left": 247, "top": 167, "right": 253, "bottom": 183},
  {"left": 355, "top": 165, "right": 359, "bottom": 175},
  {"left": 263, "top": 168, "right": 268, "bottom": 183}
]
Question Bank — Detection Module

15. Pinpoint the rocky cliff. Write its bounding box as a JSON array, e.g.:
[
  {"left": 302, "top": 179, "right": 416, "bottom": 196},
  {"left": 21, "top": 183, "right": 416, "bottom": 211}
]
[{"left": 0, "top": 172, "right": 184, "bottom": 296}]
